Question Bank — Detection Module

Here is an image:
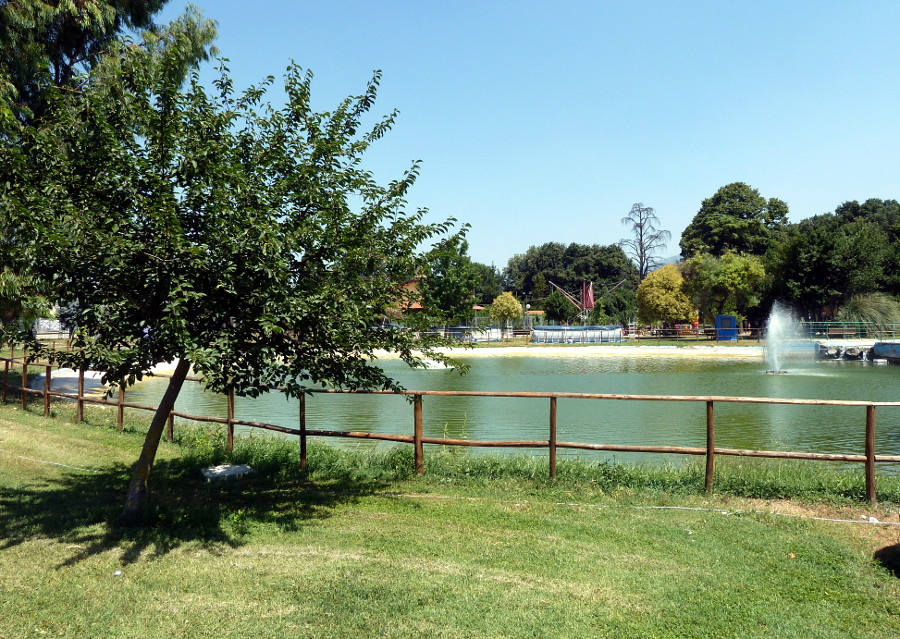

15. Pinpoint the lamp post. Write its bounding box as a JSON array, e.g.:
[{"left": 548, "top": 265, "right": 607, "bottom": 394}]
[{"left": 525, "top": 303, "right": 530, "bottom": 330}]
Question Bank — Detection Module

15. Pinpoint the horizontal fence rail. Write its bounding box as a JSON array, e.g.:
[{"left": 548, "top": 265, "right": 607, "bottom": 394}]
[{"left": 3, "top": 354, "right": 900, "bottom": 502}]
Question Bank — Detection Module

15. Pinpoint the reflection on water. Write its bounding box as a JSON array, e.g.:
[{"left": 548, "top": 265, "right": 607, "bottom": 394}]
[{"left": 116, "top": 354, "right": 900, "bottom": 467}]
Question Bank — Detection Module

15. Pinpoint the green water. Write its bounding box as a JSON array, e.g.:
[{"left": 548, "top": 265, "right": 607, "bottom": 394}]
[{"left": 119, "top": 352, "right": 900, "bottom": 467}]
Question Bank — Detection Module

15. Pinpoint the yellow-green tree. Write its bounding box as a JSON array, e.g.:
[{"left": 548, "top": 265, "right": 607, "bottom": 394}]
[
  {"left": 489, "top": 292, "right": 523, "bottom": 338},
  {"left": 636, "top": 265, "right": 694, "bottom": 325}
]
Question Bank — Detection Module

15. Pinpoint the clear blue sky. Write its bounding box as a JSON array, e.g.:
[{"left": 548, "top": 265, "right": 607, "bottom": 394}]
[{"left": 157, "top": 1, "right": 900, "bottom": 268}]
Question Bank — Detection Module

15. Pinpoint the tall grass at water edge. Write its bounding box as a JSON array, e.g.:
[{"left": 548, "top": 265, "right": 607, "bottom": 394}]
[
  {"left": 0, "top": 387, "right": 897, "bottom": 505},
  {"left": 2, "top": 395, "right": 898, "bottom": 504},
  {"left": 173, "top": 422, "right": 900, "bottom": 505}
]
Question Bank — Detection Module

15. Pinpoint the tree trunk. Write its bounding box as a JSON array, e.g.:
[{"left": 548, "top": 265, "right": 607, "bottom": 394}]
[{"left": 119, "top": 358, "right": 191, "bottom": 526}]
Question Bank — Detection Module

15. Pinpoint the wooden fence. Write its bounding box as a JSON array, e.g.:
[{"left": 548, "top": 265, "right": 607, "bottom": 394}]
[{"left": 3, "top": 354, "right": 900, "bottom": 503}]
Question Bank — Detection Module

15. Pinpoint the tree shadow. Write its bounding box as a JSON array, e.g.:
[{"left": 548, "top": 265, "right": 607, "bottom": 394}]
[
  {"left": 0, "top": 457, "right": 391, "bottom": 568},
  {"left": 874, "top": 544, "right": 900, "bottom": 579}
]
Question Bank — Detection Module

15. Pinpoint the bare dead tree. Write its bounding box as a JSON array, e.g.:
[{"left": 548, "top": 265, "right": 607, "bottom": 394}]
[{"left": 619, "top": 203, "right": 671, "bottom": 280}]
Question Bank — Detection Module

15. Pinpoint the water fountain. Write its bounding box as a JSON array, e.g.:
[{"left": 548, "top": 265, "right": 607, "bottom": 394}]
[{"left": 765, "top": 302, "right": 793, "bottom": 374}]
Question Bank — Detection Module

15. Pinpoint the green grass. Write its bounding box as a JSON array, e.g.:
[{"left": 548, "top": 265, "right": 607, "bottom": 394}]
[{"left": 1, "top": 402, "right": 900, "bottom": 638}]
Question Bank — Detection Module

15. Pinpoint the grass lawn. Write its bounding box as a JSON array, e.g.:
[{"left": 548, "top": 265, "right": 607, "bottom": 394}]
[{"left": 1, "top": 402, "right": 899, "bottom": 638}]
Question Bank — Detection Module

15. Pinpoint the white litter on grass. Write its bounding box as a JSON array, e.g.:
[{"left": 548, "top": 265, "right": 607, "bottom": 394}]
[{"left": 201, "top": 464, "right": 253, "bottom": 482}]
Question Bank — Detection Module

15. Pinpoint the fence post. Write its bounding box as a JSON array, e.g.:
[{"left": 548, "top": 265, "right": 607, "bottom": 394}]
[
  {"left": 20, "top": 361, "right": 27, "bottom": 410},
  {"left": 43, "top": 365, "right": 51, "bottom": 416},
  {"left": 299, "top": 393, "right": 307, "bottom": 471},
  {"left": 549, "top": 397, "right": 557, "bottom": 479},
  {"left": 705, "top": 401, "right": 715, "bottom": 492},
  {"left": 2, "top": 359, "right": 8, "bottom": 402},
  {"left": 116, "top": 385, "right": 125, "bottom": 431},
  {"left": 226, "top": 387, "right": 235, "bottom": 452},
  {"left": 865, "top": 405, "right": 877, "bottom": 503},
  {"left": 167, "top": 412, "right": 174, "bottom": 443},
  {"left": 414, "top": 394, "right": 424, "bottom": 475},
  {"left": 76, "top": 369, "right": 85, "bottom": 422}
]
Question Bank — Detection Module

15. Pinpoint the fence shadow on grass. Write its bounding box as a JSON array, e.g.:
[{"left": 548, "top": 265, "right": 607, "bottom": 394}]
[{"left": 0, "top": 457, "right": 393, "bottom": 568}]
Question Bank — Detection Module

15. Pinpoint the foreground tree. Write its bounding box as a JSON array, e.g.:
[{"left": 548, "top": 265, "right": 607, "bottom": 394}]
[
  {"left": 0, "top": 0, "right": 215, "bottom": 121},
  {"left": 8, "top": 29, "right": 462, "bottom": 523},
  {"left": 0, "top": 0, "right": 202, "bottom": 122},
  {"left": 680, "top": 182, "right": 788, "bottom": 258},
  {"left": 636, "top": 265, "right": 694, "bottom": 325},
  {"left": 619, "top": 203, "right": 671, "bottom": 280},
  {"left": 0, "top": 4, "right": 216, "bottom": 340},
  {"left": 0, "top": 267, "right": 50, "bottom": 330}
]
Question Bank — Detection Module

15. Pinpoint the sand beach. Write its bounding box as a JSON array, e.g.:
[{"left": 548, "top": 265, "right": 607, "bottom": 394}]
[{"left": 424, "top": 344, "right": 767, "bottom": 359}]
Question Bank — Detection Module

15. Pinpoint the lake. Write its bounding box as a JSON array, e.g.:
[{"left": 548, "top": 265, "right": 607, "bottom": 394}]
[{"left": 116, "top": 349, "right": 900, "bottom": 467}]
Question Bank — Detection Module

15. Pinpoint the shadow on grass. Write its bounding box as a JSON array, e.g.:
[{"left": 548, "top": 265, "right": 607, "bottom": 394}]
[
  {"left": 0, "top": 457, "right": 390, "bottom": 568},
  {"left": 874, "top": 544, "right": 900, "bottom": 579}
]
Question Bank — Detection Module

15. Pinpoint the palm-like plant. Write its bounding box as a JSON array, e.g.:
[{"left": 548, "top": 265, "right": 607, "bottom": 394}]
[{"left": 835, "top": 293, "right": 900, "bottom": 325}]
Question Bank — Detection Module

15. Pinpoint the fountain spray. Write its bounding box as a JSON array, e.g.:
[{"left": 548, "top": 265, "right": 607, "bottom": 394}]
[{"left": 765, "top": 302, "right": 793, "bottom": 374}]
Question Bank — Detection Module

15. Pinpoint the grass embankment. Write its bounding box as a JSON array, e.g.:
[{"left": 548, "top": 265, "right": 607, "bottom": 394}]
[{"left": 1, "top": 402, "right": 899, "bottom": 638}]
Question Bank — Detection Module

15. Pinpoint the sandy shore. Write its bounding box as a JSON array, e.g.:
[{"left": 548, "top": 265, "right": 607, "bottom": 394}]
[
  {"left": 407, "top": 344, "right": 767, "bottom": 359},
  {"left": 142, "top": 345, "right": 767, "bottom": 374}
]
